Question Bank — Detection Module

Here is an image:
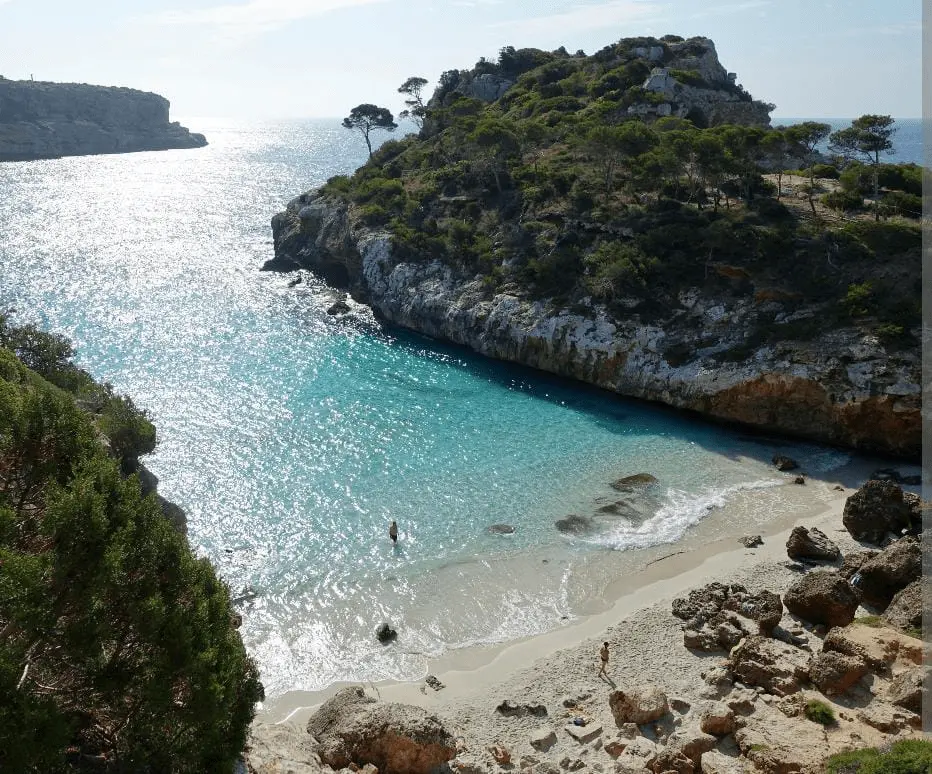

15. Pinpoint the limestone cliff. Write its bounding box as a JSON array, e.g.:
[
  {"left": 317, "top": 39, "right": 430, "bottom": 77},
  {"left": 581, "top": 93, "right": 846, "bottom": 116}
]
[
  {"left": 270, "top": 193, "right": 920, "bottom": 458},
  {"left": 0, "top": 79, "right": 206, "bottom": 160}
]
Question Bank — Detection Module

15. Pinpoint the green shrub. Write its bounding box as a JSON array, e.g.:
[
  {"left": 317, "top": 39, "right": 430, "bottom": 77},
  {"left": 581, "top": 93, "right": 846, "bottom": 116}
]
[
  {"left": 823, "top": 189, "right": 864, "bottom": 212},
  {"left": 843, "top": 220, "right": 921, "bottom": 255},
  {"left": 358, "top": 203, "right": 390, "bottom": 225},
  {"left": 880, "top": 190, "right": 922, "bottom": 218},
  {"left": 843, "top": 282, "right": 873, "bottom": 317},
  {"left": 810, "top": 163, "right": 840, "bottom": 179},
  {"left": 825, "top": 739, "right": 932, "bottom": 774},
  {"left": 669, "top": 68, "right": 706, "bottom": 87},
  {"left": 804, "top": 699, "right": 836, "bottom": 725}
]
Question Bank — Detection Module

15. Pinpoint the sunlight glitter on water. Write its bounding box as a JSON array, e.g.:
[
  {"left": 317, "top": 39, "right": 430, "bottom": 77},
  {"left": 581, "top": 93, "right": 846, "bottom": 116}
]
[{"left": 1, "top": 120, "right": 855, "bottom": 695}]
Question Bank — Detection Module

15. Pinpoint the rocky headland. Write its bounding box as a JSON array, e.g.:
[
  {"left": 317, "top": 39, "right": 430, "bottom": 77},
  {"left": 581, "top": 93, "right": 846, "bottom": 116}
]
[
  {"left": 0, "top": 79, "right": 206, "bottom": 160},
  {"left": 269, "top": 191, "right": 919, "bottom": 457},
  {"left": 266, "top": 35, "right": 920, "bottom": 458}
]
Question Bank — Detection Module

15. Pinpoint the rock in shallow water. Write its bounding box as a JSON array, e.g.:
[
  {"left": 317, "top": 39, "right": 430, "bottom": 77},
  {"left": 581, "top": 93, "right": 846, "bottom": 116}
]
[
  {"left": 375, "top": 622, "right": 397, "bottom": 643},
  {"left": 488, "top": 523, "right": 515, "bottom": 534}
]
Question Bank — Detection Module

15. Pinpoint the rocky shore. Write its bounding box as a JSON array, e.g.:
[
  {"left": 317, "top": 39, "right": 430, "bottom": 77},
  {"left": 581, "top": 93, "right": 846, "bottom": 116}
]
[
  {"left": 0, "top": 79, "right": 206, "bottom": 160},
  {"left": 245, "top": 476, "right": 926, "bottom": 773},
  {"left": 268, "top": 194, "right": 920, "bottom": 458}
]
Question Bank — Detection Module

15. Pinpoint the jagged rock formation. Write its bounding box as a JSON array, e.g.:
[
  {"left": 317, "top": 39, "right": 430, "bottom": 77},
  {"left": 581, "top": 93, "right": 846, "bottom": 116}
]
[
  {"left": 0, "top": 79, "right": 206, "bottom": 160},
  {"left": 269, "top": 194, "right": 920, "bottom": 456},
  {"left": 430, "top": 36, "right": 772, "bottom": 129}
]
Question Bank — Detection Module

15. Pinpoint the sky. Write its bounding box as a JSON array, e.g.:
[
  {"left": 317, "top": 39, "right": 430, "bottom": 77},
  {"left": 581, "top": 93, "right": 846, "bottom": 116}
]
[{"left": 0, "top": 0, "right": 922, "bottom": 121}]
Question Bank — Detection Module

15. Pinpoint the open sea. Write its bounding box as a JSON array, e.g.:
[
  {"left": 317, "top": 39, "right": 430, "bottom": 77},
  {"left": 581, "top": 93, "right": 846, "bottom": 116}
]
[{"left": 0, "top": 117, "right": 919, "bottom": 697}]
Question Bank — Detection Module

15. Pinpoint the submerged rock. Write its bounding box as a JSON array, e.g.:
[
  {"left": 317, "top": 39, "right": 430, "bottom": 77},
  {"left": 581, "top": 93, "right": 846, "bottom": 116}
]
[
  {"left": 488, "top": 523, "right": 516, "bottom": 534},
  {"left": 555, "top": 514, "right": 594, "bottom": 535},
  {"left": 611, "top": 473, "right": 659, "bottom": 492}
]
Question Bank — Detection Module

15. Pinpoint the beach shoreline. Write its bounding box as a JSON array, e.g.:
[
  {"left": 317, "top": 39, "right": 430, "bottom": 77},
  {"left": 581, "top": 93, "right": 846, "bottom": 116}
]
[{"left": 258, "top": 457, "right": 890, "bottom": 725}]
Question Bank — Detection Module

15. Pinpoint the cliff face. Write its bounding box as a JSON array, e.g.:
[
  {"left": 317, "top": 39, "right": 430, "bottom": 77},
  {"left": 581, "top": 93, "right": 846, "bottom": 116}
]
[
  {"left": 0, "top": 80, "right": 207, "bottom": 160},
  {"left": 270, "top": 193, "right": 920, "bottom": 458}
]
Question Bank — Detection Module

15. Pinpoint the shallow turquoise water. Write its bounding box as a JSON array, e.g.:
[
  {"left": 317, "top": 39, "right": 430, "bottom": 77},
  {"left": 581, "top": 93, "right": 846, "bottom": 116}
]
[{"left": 0, "top": 120, "right": 856, "bottom": 694}]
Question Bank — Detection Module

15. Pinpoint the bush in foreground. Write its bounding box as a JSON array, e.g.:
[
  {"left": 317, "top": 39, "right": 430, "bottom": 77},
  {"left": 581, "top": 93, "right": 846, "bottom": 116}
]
[
  {"left": 0, "top": 343, "right": 263, "bottom": 773},
  {"left": 826, "top": 739, "right": 932, "bottom": 774}
]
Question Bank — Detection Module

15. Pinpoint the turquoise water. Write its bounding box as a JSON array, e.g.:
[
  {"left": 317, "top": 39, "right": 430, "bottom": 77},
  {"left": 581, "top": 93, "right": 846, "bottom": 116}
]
[{"left": 0, "top": 120, "right": 854, "bottom": 695}]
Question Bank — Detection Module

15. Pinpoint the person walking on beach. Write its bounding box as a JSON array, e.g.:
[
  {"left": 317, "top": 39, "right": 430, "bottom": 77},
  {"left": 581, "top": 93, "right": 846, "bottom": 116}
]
[
  {"left": 598, "top": 641, "right": 609, "bottom": 678},
  {"left": 389, "top": 520, "right": 398, "bottom": 544}
]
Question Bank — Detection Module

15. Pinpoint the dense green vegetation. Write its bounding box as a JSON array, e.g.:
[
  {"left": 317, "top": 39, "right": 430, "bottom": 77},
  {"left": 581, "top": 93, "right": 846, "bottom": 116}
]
[
  {"left": 0, "top": 317, "right": 263, "bottom": 772},
  {"left": 324, "top": 37, "right": 921, "bottom": 344},
  {"left": 826, "top": 740, "right": 932, "bottom": 774}
]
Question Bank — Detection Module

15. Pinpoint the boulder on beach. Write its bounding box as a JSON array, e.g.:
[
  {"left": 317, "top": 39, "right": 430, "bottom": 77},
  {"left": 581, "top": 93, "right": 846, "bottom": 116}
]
[
  {"left": 306, "top": 687, "right": 456, "bottom": 774},
  {"left": 887, "top": 666, "right": 925, "bottom": 713},
  {"left": 785, "top": 526, "right": 840, "bottom": 561},
  {"left": 882, "top": 579, "right": 921, "bottom": 631},
  {"left": 807, "top": 650, "right": 868, "bottom": 696},
  {"left": 739, "top": 535, "right": 763, "bottom": 548},
  {"left": 727, "top": 636, "right": 810, "bottom": 696},
  {"left": 609, "top": 685, "right": 669, "bottom": 725},
  {"left": 784, "top": 570, "right": 860, "bottom": 627},
  {"left": 842, "top": 479, "right": 919, "bottom": 544},
  {"left": 852, "top": 536, "right": 921, "bottom": 607}
]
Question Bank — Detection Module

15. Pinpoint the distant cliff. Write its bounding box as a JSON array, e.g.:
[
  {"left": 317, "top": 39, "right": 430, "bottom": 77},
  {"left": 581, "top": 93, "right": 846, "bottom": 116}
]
[{"left": 0, "top": 79, "right": 207, "bottom": 161}]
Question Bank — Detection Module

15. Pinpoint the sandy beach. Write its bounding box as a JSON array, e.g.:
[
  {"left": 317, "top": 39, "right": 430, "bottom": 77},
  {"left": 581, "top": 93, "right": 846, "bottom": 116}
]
[{"left": 247, "top": 452, "right": 924, "bottom": 774}]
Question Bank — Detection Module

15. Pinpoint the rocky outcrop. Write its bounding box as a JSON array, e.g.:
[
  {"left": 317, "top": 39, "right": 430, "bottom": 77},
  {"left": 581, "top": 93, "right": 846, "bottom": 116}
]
[
  {"left": 269, "top": 192, "right": 921, "bottom": 457},
  {"left": 0, "top": 79, "right": 206, "bottom": 161},
  {"left": 882, "top": 580, "right": 921, "bottom": 631},
  {"left": 673, "top": 583, "right": 783, "bottom": 649},
  {"left": 887, "top": 667, "right": 925, "bottom": 713},
  {"left": 783, "top": 571, "right": 860, "bottom": 627},
  {"left": 786, "top": 526, "right": 840, "bottom": 562},
  {"left": 807, "top": 650, "right": 868, "bottom": 696},
  {"left": 306, "top": 687, "right": 456, "bottom": 774},
  {"left": 853, "top": 537, "right": 921, "bottom": 607},
  {"left": 727, "top": 636, "right": 810, "bottom": 696},
  {"left": 625, "top": 38, "right": 772, "bottom": 127},
  {"left": 842, "top": 480, "right": 920, "bottom": 543},
  {"left": 609, "top": 685, "right": 670, "bottom": 725}
]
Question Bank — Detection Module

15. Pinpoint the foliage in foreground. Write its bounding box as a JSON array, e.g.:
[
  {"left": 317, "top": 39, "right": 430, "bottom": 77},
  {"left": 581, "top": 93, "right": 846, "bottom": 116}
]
[
  {"left": 0, "top": 324, "right": 263, "bottom": 773},
  {"left": 825, "top": 739, "right": 932, "bottom": 774}
]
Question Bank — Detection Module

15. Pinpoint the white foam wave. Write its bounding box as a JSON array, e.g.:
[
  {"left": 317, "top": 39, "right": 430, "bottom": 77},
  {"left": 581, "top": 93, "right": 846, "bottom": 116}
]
[{"left": 591, "top": 479, "right": 783, "bottom": 551}]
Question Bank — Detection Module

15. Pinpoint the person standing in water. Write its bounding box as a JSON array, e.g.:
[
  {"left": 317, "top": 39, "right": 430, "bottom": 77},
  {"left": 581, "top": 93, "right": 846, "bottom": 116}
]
[{"left": 389, "top": 520, "right": 398, "bottom": 544}]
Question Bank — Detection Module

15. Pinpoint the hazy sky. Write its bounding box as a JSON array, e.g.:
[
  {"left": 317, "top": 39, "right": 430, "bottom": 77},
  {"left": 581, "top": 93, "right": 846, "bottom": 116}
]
[{"left": 0, "top": 0, "right": 921, "bottom": 121}]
